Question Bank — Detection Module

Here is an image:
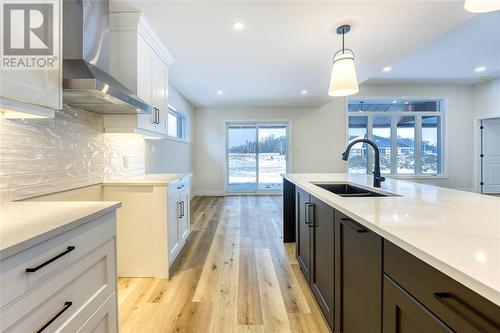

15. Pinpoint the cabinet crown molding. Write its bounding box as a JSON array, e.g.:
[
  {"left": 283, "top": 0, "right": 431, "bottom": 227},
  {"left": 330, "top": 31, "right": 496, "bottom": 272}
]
[{"left": 109, "top": 12, "right": 175, "bottom": 66}]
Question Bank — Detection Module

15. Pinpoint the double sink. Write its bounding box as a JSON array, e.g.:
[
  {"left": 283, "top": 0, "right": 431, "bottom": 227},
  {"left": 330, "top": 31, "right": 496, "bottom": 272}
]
[{"left": 313, "top": 183, "right": 395, "bottom": 198}]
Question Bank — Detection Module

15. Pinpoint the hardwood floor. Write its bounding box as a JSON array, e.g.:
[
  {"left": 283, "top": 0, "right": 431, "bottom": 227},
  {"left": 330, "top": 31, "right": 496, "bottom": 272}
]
[{"left": 118, "top": 196, "right": 330, "bottom": 333}]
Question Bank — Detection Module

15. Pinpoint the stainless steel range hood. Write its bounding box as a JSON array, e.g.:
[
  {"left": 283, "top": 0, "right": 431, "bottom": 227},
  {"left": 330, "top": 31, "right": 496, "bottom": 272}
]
[{"left": 63, "top": 0, "right": 151, "bottom": 114}]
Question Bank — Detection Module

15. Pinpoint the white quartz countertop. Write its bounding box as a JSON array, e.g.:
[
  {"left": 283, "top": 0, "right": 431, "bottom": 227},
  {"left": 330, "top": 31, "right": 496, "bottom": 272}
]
[
  {"left": 0, "top": 201, "right": 121, "bottom": 259},
  {"left": 102, "top": 173, "right": 190, "bottom": 186},
  {"left": 283, "top": 173, "right": 500, "bottom": 306}
]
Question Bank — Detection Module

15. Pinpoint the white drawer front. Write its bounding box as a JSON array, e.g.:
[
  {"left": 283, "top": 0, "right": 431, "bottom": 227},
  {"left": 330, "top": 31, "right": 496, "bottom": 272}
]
[
  {"left": 1, "top": 238, "right": 116, "bottom": 333},
  {"left": 168, "top": 177, "right": 190, "bottom": 198},
  {"left": 0, "top": 213, "right": 116, "bottom": 308},
  {"left": 77, "top": 292, "right": 117, "bottom": 333}
]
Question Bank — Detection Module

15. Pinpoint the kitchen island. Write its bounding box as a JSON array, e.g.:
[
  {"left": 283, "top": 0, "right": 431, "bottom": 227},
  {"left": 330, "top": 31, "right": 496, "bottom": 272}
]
[{"left": 283, "top": 173, "right": 500, "bottom": 333}]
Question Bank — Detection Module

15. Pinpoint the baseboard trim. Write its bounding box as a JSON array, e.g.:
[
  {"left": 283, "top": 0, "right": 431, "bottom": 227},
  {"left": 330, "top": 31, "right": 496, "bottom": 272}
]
[{"left": 194, "top": 190, "right": 225, "bottom": 196}]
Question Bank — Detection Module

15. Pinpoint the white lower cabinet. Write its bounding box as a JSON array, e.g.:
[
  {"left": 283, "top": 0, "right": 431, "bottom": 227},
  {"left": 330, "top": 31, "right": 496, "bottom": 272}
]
[
  {"left": 0, "top": 213, "right": 118, "bottom": 333},
  {"left": 103, "top": 175, "right": 191, "bottom": 279}
]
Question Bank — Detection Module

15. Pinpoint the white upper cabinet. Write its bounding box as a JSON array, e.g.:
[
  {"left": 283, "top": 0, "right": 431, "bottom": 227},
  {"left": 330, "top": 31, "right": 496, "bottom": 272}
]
[
  {"left": 104, "top": 12, "right": 174, "bottom": 139},
  {"left": 0, "top": 1, "right": 62, "bottom": 118}
]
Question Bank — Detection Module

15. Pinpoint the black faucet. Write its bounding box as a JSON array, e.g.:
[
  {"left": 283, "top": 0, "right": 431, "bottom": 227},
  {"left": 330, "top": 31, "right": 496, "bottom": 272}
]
[{"left": 342, "top": 139, "right": 386, "bottom": 188}]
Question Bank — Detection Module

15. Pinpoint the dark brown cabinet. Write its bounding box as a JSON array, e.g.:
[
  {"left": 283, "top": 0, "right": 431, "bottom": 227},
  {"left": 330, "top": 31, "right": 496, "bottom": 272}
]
[
  {"left": 383, "top": 275, "right": 452, "bottom": 333},
  {"left": 288, "top": 184, "right": 500, "bottom": 333},
  {"left": 334, "top": 211, "right": 382, "bottom": 333},
  {"left": 310, "top": 196, "right": 335, "bottom": 329},
  {"left": 296, "top": 186, "right": 311, "bottom": 283}
]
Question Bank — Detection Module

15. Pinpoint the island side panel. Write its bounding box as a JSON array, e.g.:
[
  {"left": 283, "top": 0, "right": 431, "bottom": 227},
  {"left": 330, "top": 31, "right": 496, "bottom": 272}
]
[{"left": 283, "top": 178, "right": 296, "bottom": 243}]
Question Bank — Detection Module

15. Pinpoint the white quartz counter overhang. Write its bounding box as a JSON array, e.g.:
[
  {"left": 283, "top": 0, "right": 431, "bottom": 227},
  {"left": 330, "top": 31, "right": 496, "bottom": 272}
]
[
  {"left": 0, "top": 201, "right": 121, "bottom": 259},
  {"left": 283, "top": 173, "right": 500, "bottom": 307},
  {"left": 102, "top": 173, "right": 190, "bottom": 186}
]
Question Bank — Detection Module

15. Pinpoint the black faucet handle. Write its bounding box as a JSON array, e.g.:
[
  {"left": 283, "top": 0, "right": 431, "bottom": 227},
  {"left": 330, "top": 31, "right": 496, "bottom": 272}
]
[{"left": 372, "top": 171, "right": 386, "bottom": 182}]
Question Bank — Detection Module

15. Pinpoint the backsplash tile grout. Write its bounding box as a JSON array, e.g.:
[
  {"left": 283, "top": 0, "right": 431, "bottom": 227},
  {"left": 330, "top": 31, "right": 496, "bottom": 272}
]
[{"left": 0, "top": 105, "right": 145, "bottom": 202}]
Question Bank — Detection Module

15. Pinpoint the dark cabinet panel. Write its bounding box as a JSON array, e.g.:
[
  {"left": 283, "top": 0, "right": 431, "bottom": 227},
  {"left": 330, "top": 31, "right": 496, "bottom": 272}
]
[
  {"left": 383, "top": 274, "right": 453, "bottom": 333},
  {"left": 283, "top": 179, "right": 296, "bottom": 243},
  {"left": 296, "top": 186, "right": 311, "bottom": 283},
  {"left": 334, "top": 212, "right": 382, "bottom": 333},
  {"left": 310, "top": 196, "right": 335, "bottom": 330},
  {"left": 384, "top": 241, "right": 500, "bottom": 333}
]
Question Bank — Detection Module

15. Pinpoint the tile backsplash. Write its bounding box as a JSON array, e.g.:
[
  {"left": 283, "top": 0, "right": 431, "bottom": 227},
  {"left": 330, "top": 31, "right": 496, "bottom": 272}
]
[{"left": 0, "top": 106, "right": 145, "bottom": 201}]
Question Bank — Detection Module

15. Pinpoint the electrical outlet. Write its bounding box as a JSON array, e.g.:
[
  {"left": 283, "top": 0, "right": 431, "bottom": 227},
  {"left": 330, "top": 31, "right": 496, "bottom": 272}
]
[{"left": 123, "top": 155, "right": 129, "bottom": 168}]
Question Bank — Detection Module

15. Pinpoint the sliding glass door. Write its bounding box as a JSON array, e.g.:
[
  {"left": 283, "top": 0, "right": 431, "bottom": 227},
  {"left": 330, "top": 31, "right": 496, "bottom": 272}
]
[{"left": 227, "top": 123, "right": 288, "bottom": 193}]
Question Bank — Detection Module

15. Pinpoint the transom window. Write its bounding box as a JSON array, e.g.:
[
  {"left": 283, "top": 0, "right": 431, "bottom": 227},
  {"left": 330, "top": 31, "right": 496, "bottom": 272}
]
[
  {"left": 347, "top": 99, "right": 445, "bottom": 176},
  {"left": 168, "top": 105, "right": 187, "bottom": 140}
]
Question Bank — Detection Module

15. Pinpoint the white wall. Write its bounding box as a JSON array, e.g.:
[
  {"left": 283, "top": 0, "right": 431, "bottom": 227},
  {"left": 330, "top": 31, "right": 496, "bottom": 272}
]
[
  {"left": 472, "top": 78, "right": 500, "bottom": 120},
  {"left": 146, "top": 84, "right": 195, "bottom": 176},
  {"left": 194, "top": 84, "right": 475, "bottom": 194}
]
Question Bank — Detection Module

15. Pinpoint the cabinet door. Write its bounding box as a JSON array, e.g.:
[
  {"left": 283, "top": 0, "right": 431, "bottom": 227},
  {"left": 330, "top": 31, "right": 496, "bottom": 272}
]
[
  {"left": 334, "top": 212, "right": 382, "bottom": 333},
  {"left": 167, "top": 197, "right": 180, "bottom": 262},
  {"left": 295, "top": 187, "right": 311, "bottom": 283},
  {"left": 153, "top": 58, "right": 168, "bottom": 134},
  {"left": 0, "top": 70, "right": 61, "bottom": 111},
  {"left": 178, "top": 190, "right": 190, "bottom": 242},
  {"left": 310, "top": 196, "right": 335, "bottom": 330},
  {"left": 136, "top": 36, "right": 153, "bottom": 105},
  {"left": 383, "top": 275, "right": 453, "bottom": 333}
]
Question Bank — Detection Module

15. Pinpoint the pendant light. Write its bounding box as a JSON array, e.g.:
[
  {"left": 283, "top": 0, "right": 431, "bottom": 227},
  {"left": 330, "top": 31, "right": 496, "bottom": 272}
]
[
  {"left": 464, "top": 0, "right": 500, "bottom": 13},
  {"left": 328, "top": 24, "right": 359, "bottom": 97}
]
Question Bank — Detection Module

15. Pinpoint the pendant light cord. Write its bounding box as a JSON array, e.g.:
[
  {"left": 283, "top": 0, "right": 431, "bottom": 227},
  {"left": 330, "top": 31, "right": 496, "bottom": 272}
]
[{"left": 342, "top": 31, "right": 345, "bottom": 54}]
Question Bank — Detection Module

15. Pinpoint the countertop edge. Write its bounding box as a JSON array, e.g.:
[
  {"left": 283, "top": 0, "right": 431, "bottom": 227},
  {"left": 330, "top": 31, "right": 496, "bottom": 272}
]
[
  {"left": 283, "top": 175, "right": 500, "bottom": 307},
  {"left": 102, "top": 174, "right": 191, "bottom": 186},
  {"left": 0, "top": 202, "right": 122, "bottom": 259}
]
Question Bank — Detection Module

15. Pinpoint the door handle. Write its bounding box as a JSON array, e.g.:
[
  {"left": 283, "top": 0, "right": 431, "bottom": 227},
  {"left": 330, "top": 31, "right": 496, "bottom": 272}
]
[
  {"left": 433, "top": 293, "right": 500, "bottom": 332},
  {"left": 305, "top": 203, "right": 314, "bottom": 226},
  {"left": 178, "top": 201, "right": 182, "bottom": 219},
  {"left": 339, "top": 217, "right": 367, "bottom": 233},
  {"left": 180, "top": 201, "right": 185, "bottom": 218}
]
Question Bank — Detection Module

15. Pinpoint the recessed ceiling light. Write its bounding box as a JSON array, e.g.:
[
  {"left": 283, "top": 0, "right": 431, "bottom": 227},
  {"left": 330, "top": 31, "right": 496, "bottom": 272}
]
[
  {"left": 233, "top": 22, "right": 245, "bottom": 31},
  {"left": 474, "top": 66, "right": 486, "bottom": 73},
  {"left": 382, "top": 66, "right": 392, "bottom": 72},
  {"left": 301, "top": 90, "right": 308, "bottom": 95},
  {"left": 217, "top": 90, "right": 224, "bottom": 95}
]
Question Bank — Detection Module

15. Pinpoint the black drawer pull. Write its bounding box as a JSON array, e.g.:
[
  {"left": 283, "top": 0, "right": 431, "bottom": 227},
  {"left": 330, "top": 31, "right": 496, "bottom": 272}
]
[
  {"left": 433, "top": 293, "right": 499, "bottom": 332},
  {"left": 339, "top": 217, "right": 367, "bottom": 233},
  {"left": 36, "top": 301, "right": 72, "bottom": 333},
  {"left": 177, "top": 184, "right": 185, "bottom": 189},
  {"left": 26, "top": 246, "right": 75, "bottom": 273}
]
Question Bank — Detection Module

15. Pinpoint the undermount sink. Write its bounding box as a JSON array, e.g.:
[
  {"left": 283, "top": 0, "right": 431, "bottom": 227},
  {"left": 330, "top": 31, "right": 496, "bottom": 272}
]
[{"left": 313, "top": 183, "right": 392, "bottom": 197}]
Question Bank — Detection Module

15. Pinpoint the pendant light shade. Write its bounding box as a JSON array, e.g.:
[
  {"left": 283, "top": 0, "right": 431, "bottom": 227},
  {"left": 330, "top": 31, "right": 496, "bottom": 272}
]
[
  {"left": 328, "top": 24, "right": 359, "bottom": 97},
  {"left": 464, "top": 0, "right": 500, "bottom": 13},
  {"left": 328, "top": 50, "right": 359, "bottom": 97}
]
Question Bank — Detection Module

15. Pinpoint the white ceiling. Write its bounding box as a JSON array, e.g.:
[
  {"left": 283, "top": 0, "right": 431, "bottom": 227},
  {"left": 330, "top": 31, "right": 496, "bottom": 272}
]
[
  {"left": 366, "top": 11, "right": 500, "bottom": 85},
  {"left": 110, "top": 1, "right": 474, "bottom": 107}
]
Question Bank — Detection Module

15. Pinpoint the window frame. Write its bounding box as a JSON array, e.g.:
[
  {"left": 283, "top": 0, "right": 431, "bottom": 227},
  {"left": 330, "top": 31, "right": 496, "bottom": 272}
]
[
  {"left": 167, "top": 104, "right": 189, "bottom": 143},
  {"left": 345, "top": 97, "right": 448, "bottom": 179}
]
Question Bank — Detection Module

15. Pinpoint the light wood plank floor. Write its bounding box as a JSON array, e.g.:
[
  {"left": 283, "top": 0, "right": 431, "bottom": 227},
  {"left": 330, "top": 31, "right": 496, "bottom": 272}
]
[{"left": 118, "top": 196, "right": 330, "bottom": 333}]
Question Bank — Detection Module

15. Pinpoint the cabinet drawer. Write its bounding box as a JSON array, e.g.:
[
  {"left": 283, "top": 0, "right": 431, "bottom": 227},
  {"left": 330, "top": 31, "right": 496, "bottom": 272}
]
[
  {"left": 1, "top": 238, "right": 116, "bottom": 332},
  {"left": 0, "top": 213, "right": 115, "bottom": 308},
  {"left": 77, "top": 292, "right": 117, "bottom": 333},
  {"left": 168, "top": 177, "right": 190, "bottom": 198},
  {"left": 384, "top": 240, "right": 500, "bottom": 333}
]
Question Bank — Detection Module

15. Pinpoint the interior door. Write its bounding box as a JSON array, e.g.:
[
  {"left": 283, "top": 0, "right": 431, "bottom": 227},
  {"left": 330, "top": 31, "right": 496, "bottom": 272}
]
[{"left": 483, "top": 118, "right": 500, "bottom": 194}]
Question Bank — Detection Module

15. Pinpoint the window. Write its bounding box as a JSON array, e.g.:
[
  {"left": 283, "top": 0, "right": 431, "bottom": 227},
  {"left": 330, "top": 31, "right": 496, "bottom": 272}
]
[
  {"left": 347, "top": 99, "right": 444, "bottom": 176},
  {"left": 168, "top": 105, "right": 187, "bottom": 140}
]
